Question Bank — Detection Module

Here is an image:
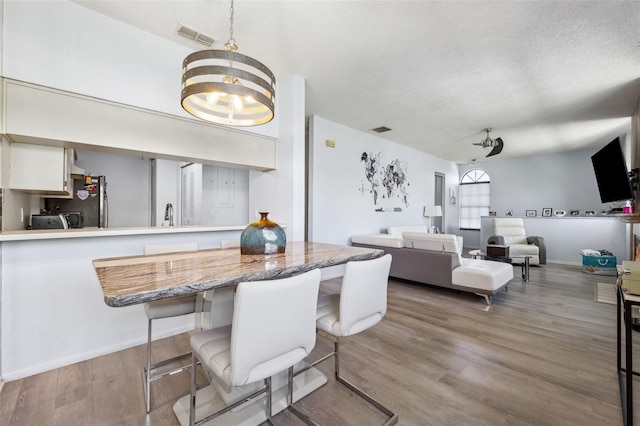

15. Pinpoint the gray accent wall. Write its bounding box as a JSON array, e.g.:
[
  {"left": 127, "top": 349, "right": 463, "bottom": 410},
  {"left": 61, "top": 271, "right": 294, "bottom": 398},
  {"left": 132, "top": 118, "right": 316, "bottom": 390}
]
[{"left": 458, "top": 139, "right": 632, "bottom": 250}]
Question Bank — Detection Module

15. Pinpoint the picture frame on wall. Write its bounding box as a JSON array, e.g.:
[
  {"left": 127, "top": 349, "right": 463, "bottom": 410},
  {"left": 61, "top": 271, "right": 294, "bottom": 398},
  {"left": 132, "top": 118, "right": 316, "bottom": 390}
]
[
  {"left": 542, "top": 208, "right": 552, "bottom": 217},
  {"left": 526, "top": 210, "right": 537, "bottom": 217}
]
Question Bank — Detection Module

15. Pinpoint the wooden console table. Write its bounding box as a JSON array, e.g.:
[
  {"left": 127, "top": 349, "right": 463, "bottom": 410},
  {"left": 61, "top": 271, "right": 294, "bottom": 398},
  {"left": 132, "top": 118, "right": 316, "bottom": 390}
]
[{"left": 617, "top": 282, "right": 640, "bottom": 426}]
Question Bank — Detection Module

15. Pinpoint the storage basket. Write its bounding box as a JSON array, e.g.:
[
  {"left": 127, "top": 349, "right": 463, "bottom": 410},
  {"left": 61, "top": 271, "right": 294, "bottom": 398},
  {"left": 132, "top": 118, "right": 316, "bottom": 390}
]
[{"left": 581, "top": 254, "right": 617, "bottom": 275}]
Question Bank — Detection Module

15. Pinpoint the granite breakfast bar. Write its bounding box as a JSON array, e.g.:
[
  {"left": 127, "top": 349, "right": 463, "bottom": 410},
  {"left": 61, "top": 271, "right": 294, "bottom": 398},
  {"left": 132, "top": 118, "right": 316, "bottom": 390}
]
[
  {"left": 91, "top": 241, "right": 384, "bottom": 425},
  {"left": 93, "top": 241, "right": 382, "bottom": 307}
]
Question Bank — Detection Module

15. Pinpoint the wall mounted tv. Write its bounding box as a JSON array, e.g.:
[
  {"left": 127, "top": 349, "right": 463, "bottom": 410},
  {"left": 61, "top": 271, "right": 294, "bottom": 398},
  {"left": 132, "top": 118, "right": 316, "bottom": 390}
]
[{"left": 591, "top": 137, "right": 635, "bottom": 203}]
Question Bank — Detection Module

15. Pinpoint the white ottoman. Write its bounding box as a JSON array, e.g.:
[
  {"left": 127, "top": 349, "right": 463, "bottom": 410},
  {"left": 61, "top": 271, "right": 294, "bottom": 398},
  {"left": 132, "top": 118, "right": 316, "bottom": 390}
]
[{"left": 451, "top": 259, "right": 514, "bottom": 304}]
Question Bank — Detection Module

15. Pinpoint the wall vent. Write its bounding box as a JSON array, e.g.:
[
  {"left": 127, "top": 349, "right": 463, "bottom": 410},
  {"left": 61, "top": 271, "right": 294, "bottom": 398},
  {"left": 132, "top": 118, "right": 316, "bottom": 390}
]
[{"left": 177, "top": 24, "right": 215, "bottom": 47}]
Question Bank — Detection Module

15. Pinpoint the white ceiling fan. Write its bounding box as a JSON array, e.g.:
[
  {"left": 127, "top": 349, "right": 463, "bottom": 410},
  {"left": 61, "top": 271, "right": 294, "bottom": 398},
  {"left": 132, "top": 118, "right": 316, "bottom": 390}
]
[{"left": 472, "top": 128, "right": 504, "bottom": 157}]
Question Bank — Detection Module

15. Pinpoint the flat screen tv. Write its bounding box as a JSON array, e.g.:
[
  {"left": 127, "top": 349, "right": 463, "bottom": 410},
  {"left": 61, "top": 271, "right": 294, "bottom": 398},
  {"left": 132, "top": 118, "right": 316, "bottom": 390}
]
[{"left": 591, "top": 137, "right": 635, "bottom": 203}]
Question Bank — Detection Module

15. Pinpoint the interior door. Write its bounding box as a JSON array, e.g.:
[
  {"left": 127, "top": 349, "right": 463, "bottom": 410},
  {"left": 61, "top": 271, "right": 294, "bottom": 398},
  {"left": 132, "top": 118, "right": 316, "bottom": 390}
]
[
  {"left": 180, "top": 163, "right": 202, "bottom": 226},
  {"left": 434, "top": 172, "right": 445, "bottom": 232}
]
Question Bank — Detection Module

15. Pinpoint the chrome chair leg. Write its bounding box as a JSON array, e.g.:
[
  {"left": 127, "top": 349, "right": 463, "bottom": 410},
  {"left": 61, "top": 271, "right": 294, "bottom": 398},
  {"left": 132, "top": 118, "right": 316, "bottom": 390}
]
[
  {"left": 189, "top": 351, "right": 275, "bottom": 426},
  {"left": 265, "top": 377, "right": 276, "bottom": 426},
  {"left": 189, "top": 352, "right": 197, "bottom": 426},
  {"left": 294, "top": 336, "right": 397, "bottom": 425},
  {"left": 286, "top": 365, "right": 321, "bottom": 425},
  {"left": 144, "top": 317, "right": 193, "bottom": 413},
  {"left": 145, "top": 318, "right": 152, "bottom": 413},
  {"left": 334, "top": 340, "right": 398, "bottom": 425}
]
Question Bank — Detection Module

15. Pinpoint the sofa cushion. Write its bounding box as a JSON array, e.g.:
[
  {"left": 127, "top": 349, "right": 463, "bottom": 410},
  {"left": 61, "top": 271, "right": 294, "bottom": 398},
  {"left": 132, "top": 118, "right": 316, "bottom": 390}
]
[
  {"left": 504, "top": 235, "right": 528, "bottom": 245},
  {"left": 452, "top": 259, "right": 513, "bottom": 292},
  {"left": 387, "top": 224, "right": 429, "bottom": 237},
  {"left": 350, "top": 234, "right": 405, "bottom": 248},
  {"left": 402, "top": 232, "right": 463, "bottom": 255}
]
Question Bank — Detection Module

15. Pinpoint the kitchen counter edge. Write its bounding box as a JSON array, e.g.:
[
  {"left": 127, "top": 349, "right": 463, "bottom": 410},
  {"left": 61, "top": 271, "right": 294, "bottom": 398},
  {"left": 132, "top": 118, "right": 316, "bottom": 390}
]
[{"left": 0, "top": 225, "right": 248, "bottom": 242}]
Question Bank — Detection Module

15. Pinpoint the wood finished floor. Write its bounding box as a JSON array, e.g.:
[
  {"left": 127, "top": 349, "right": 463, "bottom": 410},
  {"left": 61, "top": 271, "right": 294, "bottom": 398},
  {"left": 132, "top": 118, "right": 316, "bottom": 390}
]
[{"left": 0, "top": 262, "right": 633, "bottom": 425}]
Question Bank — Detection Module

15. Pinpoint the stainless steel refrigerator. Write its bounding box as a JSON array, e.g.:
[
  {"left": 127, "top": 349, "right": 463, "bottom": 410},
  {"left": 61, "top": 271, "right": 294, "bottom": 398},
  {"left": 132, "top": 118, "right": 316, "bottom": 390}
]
[{"left": 45, "top": 176, "right": 108, "bottom": 228}]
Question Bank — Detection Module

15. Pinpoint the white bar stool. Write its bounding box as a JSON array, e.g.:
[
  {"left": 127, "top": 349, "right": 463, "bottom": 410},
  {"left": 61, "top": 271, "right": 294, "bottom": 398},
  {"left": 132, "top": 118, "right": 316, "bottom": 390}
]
[
  {"left": 142, "top": 242, "right": 199, "bottom": 413},
  {"left": 188, "top": 269, "right": 322, "bottom": 426},
  {"left": 297, "top": 254, "right": 398, "bottom": 425}
]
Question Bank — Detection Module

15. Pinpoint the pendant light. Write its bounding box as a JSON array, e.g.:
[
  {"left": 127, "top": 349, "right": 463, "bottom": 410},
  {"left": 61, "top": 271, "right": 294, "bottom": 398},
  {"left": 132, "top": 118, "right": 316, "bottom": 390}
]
[{"left": 181, "top": 0, "right": 276, "bottom": 126}]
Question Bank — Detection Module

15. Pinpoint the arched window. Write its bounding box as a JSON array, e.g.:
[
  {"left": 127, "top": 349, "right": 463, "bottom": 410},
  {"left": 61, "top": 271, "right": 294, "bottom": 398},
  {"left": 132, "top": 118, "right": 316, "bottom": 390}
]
[{"left": 459, "top": 169, "right": 490, "bottom": 230}]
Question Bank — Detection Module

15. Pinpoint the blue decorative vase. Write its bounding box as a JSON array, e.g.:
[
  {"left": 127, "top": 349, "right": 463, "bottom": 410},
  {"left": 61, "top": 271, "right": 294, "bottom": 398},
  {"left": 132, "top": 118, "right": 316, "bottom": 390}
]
[{"left": 240, "top": 212, "right": 286, "bottom": 255}]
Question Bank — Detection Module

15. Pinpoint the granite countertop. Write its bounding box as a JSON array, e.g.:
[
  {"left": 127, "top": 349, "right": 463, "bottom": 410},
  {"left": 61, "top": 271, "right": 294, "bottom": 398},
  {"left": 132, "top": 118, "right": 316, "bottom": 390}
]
[{"left": 93, "top": 241, "right": 383, "bottom": 307}]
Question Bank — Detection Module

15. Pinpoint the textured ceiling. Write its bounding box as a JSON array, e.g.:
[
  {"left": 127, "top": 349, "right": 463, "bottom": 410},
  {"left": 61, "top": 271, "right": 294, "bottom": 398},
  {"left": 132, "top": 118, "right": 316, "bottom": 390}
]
[{"left": 71, "top": 0, "right": 640, "bottom": 163}]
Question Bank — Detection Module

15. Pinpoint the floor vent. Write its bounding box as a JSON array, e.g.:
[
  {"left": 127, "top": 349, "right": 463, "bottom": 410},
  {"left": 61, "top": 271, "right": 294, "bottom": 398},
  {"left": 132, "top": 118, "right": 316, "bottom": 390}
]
[
  {"left": 177, "top": 24, "right": 215, "bottom": 47},
  {"left": 371, "top": 126, "right": 392, "bottom": 133}
]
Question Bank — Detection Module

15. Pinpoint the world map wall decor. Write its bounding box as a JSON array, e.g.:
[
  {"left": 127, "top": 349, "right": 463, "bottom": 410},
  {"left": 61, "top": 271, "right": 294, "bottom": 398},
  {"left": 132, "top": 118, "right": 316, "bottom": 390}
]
[{"left": 360, "top": 151, "right": 410, "bottom": 211}]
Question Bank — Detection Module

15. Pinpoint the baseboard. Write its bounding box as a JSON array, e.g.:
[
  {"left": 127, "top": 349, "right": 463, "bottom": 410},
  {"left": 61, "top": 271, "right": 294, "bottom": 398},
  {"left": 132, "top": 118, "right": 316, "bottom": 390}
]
[
  {"left": 546, "top": 260, "right": 581, "bottom": 266},
  {"left": 1, "top": 324, "right": 194, "bottom": 381}
]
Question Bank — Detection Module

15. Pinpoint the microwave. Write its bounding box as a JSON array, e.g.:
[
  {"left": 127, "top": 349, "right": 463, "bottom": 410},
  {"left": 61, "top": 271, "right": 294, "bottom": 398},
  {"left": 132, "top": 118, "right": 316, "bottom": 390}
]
[{"left": 62, "top": 211, "right": 84, "bottom": 228}]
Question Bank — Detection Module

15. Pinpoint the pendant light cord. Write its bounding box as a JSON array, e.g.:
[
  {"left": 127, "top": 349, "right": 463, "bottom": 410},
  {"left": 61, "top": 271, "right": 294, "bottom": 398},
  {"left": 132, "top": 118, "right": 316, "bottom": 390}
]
[{"left": 228, "top": 0, "right": 236, "bottom": 47}]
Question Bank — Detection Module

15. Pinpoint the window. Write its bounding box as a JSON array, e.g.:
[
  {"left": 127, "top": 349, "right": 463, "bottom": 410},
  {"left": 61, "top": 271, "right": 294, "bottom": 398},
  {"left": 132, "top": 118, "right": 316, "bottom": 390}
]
[{"left": 459, "top": 169, "right": 490, "bottom": 230}]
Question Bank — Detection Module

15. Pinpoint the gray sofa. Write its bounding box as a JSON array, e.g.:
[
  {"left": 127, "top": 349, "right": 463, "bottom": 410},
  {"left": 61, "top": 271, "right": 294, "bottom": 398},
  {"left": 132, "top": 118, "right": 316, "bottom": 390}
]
[{"left": 351, "top": 229, "right": 513, "bottom": 304}]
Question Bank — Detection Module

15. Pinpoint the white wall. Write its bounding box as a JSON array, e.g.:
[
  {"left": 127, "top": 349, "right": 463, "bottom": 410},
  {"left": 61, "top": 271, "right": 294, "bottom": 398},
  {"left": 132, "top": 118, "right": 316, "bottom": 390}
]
[
  {"left": 308, "top": 115, "right": 459, "bottom": 245},
  {"left": 2, "top": 0, "right": 278, "bottom": 139},
  {"left": 1, "top": 0, "right": 302, "bottom": 233},
  {"left": 75, "top": 150, "right": 150, "bottom": 227}
]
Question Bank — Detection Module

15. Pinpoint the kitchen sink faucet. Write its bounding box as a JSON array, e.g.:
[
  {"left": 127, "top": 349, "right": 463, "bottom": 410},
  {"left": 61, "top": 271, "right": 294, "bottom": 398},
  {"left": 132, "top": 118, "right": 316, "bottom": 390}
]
[{"left": 164, "top": 203, "right": 174, "bottom": 227}]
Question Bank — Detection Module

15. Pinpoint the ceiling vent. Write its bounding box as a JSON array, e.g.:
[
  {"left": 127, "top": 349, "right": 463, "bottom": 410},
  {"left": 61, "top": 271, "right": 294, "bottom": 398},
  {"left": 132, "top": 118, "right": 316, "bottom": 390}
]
[
  {"left": 176, "top": 24, "right": 215, "bottom": 47},
  {"left": 371, "top": 126, "right": 392, "bottom": 133}
]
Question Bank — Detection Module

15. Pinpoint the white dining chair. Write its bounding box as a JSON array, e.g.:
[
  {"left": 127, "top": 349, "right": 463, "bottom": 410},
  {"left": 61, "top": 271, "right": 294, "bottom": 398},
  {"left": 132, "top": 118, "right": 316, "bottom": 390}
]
[
  {"left": 189, "top": 269, "right": 322, "bottom": 426},
  {"left": 142, "top": 242, "right": 199, "bottom": 413},
  {"left": 297, "top": 254, "right": 398, "bottom": 425}
]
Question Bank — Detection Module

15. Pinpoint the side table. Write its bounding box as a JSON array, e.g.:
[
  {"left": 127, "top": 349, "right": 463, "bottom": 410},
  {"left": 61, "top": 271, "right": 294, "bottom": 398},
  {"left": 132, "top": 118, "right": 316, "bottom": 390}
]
[{"left": 468, "top": 250, "right": 530, "bottom": 282}]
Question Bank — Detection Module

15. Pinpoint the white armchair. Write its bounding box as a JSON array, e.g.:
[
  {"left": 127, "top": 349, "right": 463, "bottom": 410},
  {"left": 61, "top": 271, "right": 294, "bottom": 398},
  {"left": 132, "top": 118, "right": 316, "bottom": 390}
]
[{"left": 487, "top": 217, "right": 546, "bottom": 265}]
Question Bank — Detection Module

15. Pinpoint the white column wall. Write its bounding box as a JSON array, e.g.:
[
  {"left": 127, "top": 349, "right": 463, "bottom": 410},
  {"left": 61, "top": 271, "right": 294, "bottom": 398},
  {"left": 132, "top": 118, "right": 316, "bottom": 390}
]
[{"left": 249, "top": 75, "right": 306, "bottom": 241}]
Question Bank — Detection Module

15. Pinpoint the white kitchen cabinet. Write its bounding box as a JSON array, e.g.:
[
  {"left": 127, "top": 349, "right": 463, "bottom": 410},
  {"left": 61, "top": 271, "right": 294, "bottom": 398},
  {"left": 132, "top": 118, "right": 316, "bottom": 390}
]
[{"left": 9, "top": 143, "right": 72, "bottom": 196}]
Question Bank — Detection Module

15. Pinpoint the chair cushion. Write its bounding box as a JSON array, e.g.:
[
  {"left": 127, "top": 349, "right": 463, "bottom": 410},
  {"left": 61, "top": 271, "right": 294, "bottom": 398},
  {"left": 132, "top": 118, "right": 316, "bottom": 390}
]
[
  {"left": 508, "top": 243, "right": 539, "bottom": 256},
  {"left": 452, "top": 259, "right": 513, "bottom": 292},
  {"left": 316, "top": 255, "right": 391, "bottom": 337},
  {"left": 190, "top": 326, "right": 233, "bottom": 387},
  {"left": 144, "top": 294, "right": 197, "bottom": 320}
]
